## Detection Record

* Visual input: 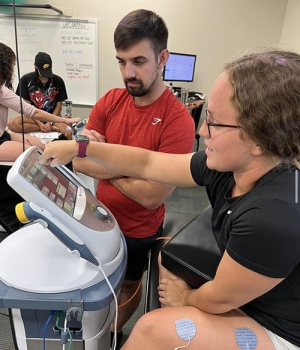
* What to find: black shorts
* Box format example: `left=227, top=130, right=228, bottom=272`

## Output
left=0, top=131, right=11, bottom=145
left=124, top=223, right=163, bottom=281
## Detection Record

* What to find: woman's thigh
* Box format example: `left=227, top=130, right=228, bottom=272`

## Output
left=10, top=133, right=44, bottom=148
left=0, top=137, right=44, bottom=161
left=124, top=307, right=275, bottom=350
left=0, top=140, right=29, bottom=161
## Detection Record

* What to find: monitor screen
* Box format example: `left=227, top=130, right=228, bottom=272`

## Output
left=19, top=149, right=77, bottom=217
left=163, top=52, right=197, bottom=82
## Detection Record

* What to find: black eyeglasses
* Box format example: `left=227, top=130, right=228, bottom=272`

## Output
left=205, top=108, right=240, bottom=137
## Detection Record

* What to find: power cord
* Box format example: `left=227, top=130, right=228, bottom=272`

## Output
left=55, top=311, right=73, bottom=350
left=118, top=271, right=144, bottom=308
left=63, top=315, right=73, bottom=350
left=87, top=262, right=119, bottom=350
left=41, top=260, right=120, bottom=350
left=42, top=310, right=57, bottom=350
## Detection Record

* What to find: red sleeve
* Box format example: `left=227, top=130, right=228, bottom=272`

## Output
left=86, top=90, right=116, bottom=135
left=159, top=107, right=195, bottom=154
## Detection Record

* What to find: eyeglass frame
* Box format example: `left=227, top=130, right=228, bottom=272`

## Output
left=205, top=108, right=241, bottom=137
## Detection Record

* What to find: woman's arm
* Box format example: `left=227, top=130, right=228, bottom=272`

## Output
left=159, top=252, right=284, bottom=313
left=1, top=86, right=80, bottom=126
left=32, top=108, right=79, bottom=125
left=40, top=138, right=197, bottom=187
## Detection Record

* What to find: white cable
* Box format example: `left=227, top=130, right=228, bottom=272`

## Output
left=174, top=339, right=191, bottom=350
left=59, top=262, right=119, bottom=349
left=63, top=316, right=68, bottom=350
left=87, top=263, right=119, bottom=350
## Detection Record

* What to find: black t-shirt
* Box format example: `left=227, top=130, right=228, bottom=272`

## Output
left=191, top=151, right=300, bottom=347
left=16, top=72, right=68, bottom=114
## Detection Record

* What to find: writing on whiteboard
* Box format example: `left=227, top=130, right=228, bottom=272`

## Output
left=65, top=62, right=93, bottom=80
left=0, top=18, right=98, bottom=105
left=62, top=22, right=86, bottom=29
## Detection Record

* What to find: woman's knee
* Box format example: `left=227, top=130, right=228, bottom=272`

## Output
left=7, top=118, right=19, bottom=131
left=132, top=309, right=162, bottom=336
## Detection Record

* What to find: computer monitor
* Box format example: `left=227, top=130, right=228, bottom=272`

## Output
left=162, top=52, right=197, bottom=83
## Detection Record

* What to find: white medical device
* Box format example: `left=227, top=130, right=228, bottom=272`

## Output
left=0, top=146, right=127, bottom=349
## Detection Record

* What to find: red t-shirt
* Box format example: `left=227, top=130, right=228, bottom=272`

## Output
left=87, top=88, right=195, bottom=238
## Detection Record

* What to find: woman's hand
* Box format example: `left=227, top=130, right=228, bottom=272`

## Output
left=158, top=278, right=191, bottom=307
left=39, top=123, right=49, bottom=132
left=39, top=140, right=77, bottom=167
left=35, top=120, right=51, bottom=133
left=43, top=122, right=52, bottom=132
left=64, top=117, right=81, bottom=125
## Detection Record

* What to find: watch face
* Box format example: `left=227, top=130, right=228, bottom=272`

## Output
left=76, top=135, right=89, bottom=142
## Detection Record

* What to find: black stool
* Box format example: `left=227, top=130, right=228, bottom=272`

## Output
left=145, top=212, right=197, bottom=313
left=144, top=206, right=221, bottom=312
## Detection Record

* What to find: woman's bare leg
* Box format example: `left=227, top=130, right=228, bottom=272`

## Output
left=10, top=133, right=45, bottom=148
left=7, top=116, right=40, bottom=133
left=121, top=307, right=275, bottom=350
left=0, top=135, right=44, bottom=162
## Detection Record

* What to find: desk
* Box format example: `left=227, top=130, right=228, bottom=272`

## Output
left=186, top=99, right=205, bottom=129
left=29, top=131, right=62, bottom=144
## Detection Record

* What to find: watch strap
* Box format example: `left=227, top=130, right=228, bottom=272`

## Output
left=77, top=141, right=88, bottom=158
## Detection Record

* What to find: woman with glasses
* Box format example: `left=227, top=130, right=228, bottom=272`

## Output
left=40, top=49, right=300, bottom=350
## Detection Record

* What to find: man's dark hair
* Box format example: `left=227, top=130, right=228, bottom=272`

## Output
left=114, top=9, right=168, bottom=56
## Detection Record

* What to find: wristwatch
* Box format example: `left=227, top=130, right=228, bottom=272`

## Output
left=75, top=134, right=90, bottom=158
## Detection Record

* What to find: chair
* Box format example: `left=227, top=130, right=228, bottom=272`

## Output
left=190, top=102, right=204, bottom=151
left=161, top=206, right=220, bottom=288
left=145, top=212, right=197, bottom=312
left=145, top=206, right=221, bottom=312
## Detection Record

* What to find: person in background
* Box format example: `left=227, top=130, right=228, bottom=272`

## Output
left=7, top=52, right=73, bottom=140
left=0, top=42, right=80, bottom=162
left=40, top=49, right=300, bottom=350
left=71, top=9, right=195, bottom=347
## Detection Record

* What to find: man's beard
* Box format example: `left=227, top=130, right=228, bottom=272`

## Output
left=124, top=74, right=159, bottom=97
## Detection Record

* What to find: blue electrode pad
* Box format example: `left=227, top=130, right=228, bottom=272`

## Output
left=175, top=318, right=197, bottom=341
left=235, top=328, right=258, bottom=350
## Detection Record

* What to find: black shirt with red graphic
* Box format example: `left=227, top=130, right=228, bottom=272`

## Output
left=16, top=71, right=67, bottom=113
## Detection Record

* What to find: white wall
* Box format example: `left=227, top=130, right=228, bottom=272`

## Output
left=6, top=0, right=289, bottom=120
left=280, top=0, right=300, bottom=50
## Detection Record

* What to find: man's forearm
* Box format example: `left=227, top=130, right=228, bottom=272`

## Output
left=110, top=177, right=175, bottom=209
left=73, top=157, right=123, bottom=180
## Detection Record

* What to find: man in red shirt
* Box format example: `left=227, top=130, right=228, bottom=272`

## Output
left=72, top=9, right=195, bottom=346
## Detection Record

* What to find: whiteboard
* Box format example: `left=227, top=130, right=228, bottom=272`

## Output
left=0, top=17, right=98, bottom=106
